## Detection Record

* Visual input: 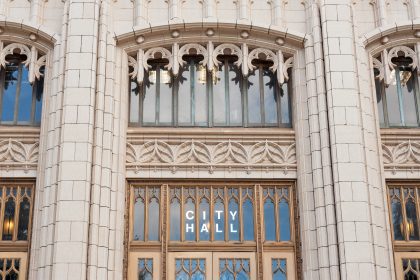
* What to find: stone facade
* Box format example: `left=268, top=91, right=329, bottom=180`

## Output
left=0, top=0, right=419, bottom=279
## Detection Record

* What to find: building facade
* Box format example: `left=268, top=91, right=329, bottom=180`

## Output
left=0, top=0, right=420, bottom=279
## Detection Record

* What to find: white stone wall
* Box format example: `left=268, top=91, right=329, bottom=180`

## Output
left=0, top=0, right=418, bottom=279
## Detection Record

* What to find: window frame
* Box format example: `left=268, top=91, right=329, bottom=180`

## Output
left=375, top=59, right=420, bottom=128
left=128, top=55, right=293, bottom=128
left=0, top=252, right=27, bottom=280
left=0, top=55, right=44, bottom=126
left=127, top=180, right=300, bottom=280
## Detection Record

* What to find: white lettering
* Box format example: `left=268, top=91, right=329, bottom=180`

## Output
left=201, top=223, right=209, bottom=233
left=215, top=210, right=223, bottom=220
left=229, top=211, right=237, bottom=220
left=202, top=211, right=206, bottom=220
left=186, top=210, right=194, bottom=220
left=186, top=223, right=194, bottom=233
left=216, top=223, right=223, bottom=233
left=230, top=223, right=237, bottom=233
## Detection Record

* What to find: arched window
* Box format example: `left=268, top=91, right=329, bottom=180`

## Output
left=0, top=53, right=44, bottom=126
left=129, top=46, right=292, bottom=128
left=374, top=46, right=420, bottom=127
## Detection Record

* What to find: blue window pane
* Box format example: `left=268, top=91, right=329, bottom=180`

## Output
left=247, top=69, right=261, bottom=124
left=193, top=64, right=208, bottom=125
left=133, top=196, right=145, bottom=241
left=138, top=259, right=153, bottom=280
left=242, top=198, right=254, bottom=241
left=279, top=198, right=291, bottom=241
left=199, top=198, right=210, bottom=241
left=272, top=259, right=287, bottom=280
left=228, top=64, right=242, bottom=125
left=404, top=189, right=419, bottom=240
left=390, top=188, right=404, bottom=240
left=17, top=67, right=32, bottom=123
left=34, top=76, right=43, bottom=124
left=213, top=64, right=227, bottom=125
left=178, top=64, right=192, bottom=124
left=159, top=67, right=172, bottom=124
left=148, top=196, right=160, bottom=241
left=214, top=199, right=225, bottom=241
left=143, top=69, right=157, bottom=124
left=280, top=82, right=290, bottom=125
left=185, top=197, right=196, bottom=241
left=170, top=199, right=181, bottom=241
left=263, top=69, right=278, bottom=124
left=228, top=198, right=239, bottom=241
left=264, top=198, right=276, bottom=241
left=1, top=63, right=19, bottom=122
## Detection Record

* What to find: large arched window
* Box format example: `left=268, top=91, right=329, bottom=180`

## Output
left=129, top=45, right=292, bottom=128
left=0, top=52, right=44, bottom=126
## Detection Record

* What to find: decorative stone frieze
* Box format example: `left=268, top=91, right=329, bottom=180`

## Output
left=126, top=130, right=296, bottom=176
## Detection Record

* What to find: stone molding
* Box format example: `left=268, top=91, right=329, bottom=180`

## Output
left=381, top=129, right=420, bottom=174
left=126, top=129, right=296, bottom=175
left=0, top=128, right=40, bottom=173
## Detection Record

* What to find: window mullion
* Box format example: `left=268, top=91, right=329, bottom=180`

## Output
left=381, top=82, right=390, bottom=127
left=395, top=69, right=406, bottom=126
left=208, top=68, right=213, bottom=127
left=155, top=67, right=160, bottom=125
left=181, top=187, right=185, bottom=242
left=139, top=82, right=144, bottom=126
left=191, top=62, right=195, bottom=126
left=30, top=82, right=37, bottom=125
left=259, top=66, right=265, bottom=125
left=277, top=82, right=282, bottom=127
left=0, top=70, right=5, bottom=123
left=145, top=186, right=149, bottom=241
left=13, top=186, right=21, bottom=241
left=0, top=186, right=5, bottom=240
left=401, top=187, right=410, bottom=241
left=224, top=61, right=230, bottom=126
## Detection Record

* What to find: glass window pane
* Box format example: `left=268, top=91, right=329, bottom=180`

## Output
left=199, top=198, right=210, bottom=241
left=34, top=76, right=43, bottom=124
left=133, top=193, right=145, bottom=241
left=375, top=79, right=385, bottom=126
left=264, top=197, right=276, bottom=241
left=178, top=64, right=192, bottom=124
left=194, top=64, right=208, bottom=125
left=170, top=198, right=181, bottom=241
left=280, top=82, right=291, bottom=125
left=130, top=80, right=140, bottom=123
left=17, top=66, right=32, bottom=123
left=138, top=259, right=153, bottom=280
left=279, top=198, right=291, bottom=241
left=142, top=70, right=157, bottom=124
left=263, top=69, right=278, bottom=124
left=242, top=196, right=254, bottom=241
left=228, top=64, right=242, bottom=125
left=404, top=189, right=419, bottom=240
left=390, top=188, right=404, bottom=240
left=247, top=69, right=261, bottom=124
left=2, top=197, right=15, bottom=241
left=159, top=68, right=172, bottom=124
left=184, top=195, right=196, bottom=241
left=401, top=70, right=418, bottom=126
left=272, top=259, right=287, bottom=280
left=1, top=63, right=19, bottom=122
left=386, top=70, right=402, bottom=125
left=17, top=197, right=30, bottom=240
left=213, top=64, right=227, bottom=125
left=148, top=194, right=160, bottom=241
left=219, top=259, right=250, bottom=280
left=214, top=197, right=225, bottom=241
left=228, top=197, right=239, bottom=241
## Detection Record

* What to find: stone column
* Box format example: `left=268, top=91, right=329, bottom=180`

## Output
left=51, top=0, right=100, bottom=279
left=319, top=1, right=394, bottom=279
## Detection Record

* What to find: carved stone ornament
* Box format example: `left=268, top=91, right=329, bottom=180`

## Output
left=387, top=45, right=418, bottom=71
left=128, top=42, right=294, bottom=85
left=0, top=138, right=39, bottom=172
left=372, top=57, right=385, bottom=81
left=0, top=41, right=46, bottom=84
left=126, top=139, right=296, bottom=174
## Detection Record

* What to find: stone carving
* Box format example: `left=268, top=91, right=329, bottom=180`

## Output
left=372, top=57, right=384, bottom=81
left=128, top=42, right=294, bottom=86
left=387, top=45, right=418, bottom=71
left=0, top=139, right=39, bottom=171
left=126, top=139, right=296, bottom=173
left=0, top=41, right=46, bottom=84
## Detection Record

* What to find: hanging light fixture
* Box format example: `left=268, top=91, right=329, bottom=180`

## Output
left=160, top=70, right=171, bottom=84
left=198, top=65, right=207, bottom=85
left=3, top=215, right=14, bottom=238
left=148, top=70, right=157, bottom=84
